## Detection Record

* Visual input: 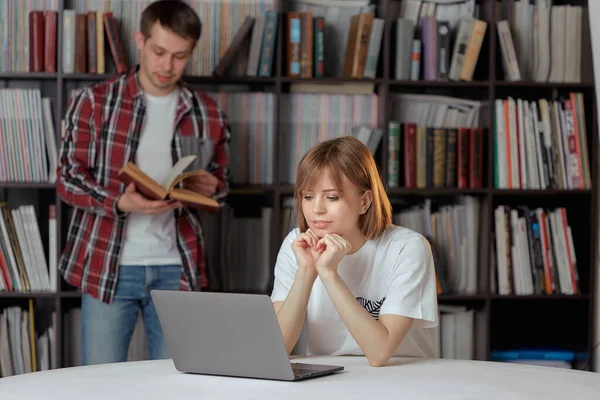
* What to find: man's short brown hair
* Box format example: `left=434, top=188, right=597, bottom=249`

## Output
left=294, top=136, right=392, bottom=240
left=140, top=0, right=202, bottom=42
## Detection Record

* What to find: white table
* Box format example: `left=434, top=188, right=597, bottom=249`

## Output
left=1, top=356, right=600, bottom=399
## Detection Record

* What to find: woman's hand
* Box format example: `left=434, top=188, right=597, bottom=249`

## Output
left=314, top=234, right=352, bottom=276
left=291, top=229, right=322, bottom=278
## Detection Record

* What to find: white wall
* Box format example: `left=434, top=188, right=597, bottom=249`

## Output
left=589, top=2, right=600, bottom=373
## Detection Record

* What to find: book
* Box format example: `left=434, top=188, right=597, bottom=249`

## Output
left=117, top=155, right=220, bottom=212
left=213, top=16, right=254, bottom=77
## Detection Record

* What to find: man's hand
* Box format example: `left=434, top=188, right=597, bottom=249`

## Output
left=117, top=183, right=182, bottom=214
left=184, top=172, right=219, bottom=197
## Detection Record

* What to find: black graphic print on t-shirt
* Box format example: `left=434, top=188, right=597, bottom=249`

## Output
left=356, top=297, right=386, bottom=320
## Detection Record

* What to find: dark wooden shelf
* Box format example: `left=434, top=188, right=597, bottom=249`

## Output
left=230, top=184, right=276, bottom=194
left=492, top=189, right=593, bottom=196
left=59, top=291, right=82, bottom=298
left=0, top=182, right=280, bottom=194
left=438, top=294, right=487, bottom=301
left=279, top=185, right=295, bottom=196
left=494, top=81, right=595, bottom=89
left=0, top=291, right=84, bottom=299
left=389, top=80, right=489, bottom=87
left=0, top=291, right=57, bottom=299
left=490, top=294, right=591, bottom=300
left=62, top=73, right=277, bottom=85
left=387, top=187, right=488, bottom=196
left=281, top=77, right=383, bottom=84
left=0, top=182, right=55, bottom=189
left=263, top=187, right=592, bottom=198
left=279, top=184, right=489, bottom=196
left=62, top=73, right=113, bottom=80
left=184, top=75, right=277, bottom=84
left=0, top=72, right=58, bottom=79
left=279, top=186, right=490, bottom=197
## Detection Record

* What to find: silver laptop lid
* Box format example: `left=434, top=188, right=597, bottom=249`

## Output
left=151, top=290, right=295, bottom=381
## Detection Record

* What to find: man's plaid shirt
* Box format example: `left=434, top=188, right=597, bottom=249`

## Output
left=56, top=67, right=231, bottom=304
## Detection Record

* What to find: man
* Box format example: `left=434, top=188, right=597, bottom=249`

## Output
left=56, top=0, right=231, bottom=365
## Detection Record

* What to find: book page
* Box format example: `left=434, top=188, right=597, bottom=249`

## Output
left=161, top=155, right=198, bottom=190
left=167, top=170, right=208, bottom=193
left=169, top=188, right=220, bottom=211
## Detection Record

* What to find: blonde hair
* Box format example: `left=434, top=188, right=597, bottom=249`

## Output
left=293, top=136, right=392, bottom=240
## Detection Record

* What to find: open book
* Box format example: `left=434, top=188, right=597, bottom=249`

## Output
left=117, top=155, right=220, bottom=212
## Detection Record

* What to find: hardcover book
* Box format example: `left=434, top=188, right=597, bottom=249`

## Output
left=117, top=155, right=220, bottom=212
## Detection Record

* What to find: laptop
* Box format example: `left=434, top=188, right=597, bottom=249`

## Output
left=150, top=290, right=344, bottom=381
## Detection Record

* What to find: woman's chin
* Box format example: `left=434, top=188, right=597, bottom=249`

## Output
left=309, top=226, right=344, bottom=237
left=309, top=226, right=329, bottom=236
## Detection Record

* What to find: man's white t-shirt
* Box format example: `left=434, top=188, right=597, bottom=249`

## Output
left=270, top=225, right=439, bottom=358
left=119, top=89, right=182, bottom=266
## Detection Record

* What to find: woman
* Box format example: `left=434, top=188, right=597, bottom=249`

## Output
left=271, top=136, right=439, bottom=367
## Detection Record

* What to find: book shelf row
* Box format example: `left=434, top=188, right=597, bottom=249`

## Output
left=0, top=193, right=595, bottom=297
left=1, top=0, right=593, bottom=86
left=0, top=290, right=593, bottom=378
left=0, top=183, right=596, bottom=196
left=1, top=73, right=597, bottom=88
left=0, top=86, right=594, bottom=190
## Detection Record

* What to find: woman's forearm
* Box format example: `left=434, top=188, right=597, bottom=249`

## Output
left=319, top=270, right=413, bottom=366
left=275, top=269, right=316, bottom=354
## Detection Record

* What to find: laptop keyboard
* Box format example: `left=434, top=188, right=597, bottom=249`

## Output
left=293, top=367, right=317, bottom=375
left=292, top=363, right=322, bottom=376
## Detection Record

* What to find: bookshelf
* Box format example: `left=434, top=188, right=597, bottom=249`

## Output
left=0, top=0, right=597, bottom=374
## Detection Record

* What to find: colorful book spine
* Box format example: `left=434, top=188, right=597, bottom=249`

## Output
left=258, top=10, right=278, bottom=78
left=410, top=39, right=421, bottom=80
left=387, top=121, right=400, bottom=188
left=313, top=17, right=324, bottom=77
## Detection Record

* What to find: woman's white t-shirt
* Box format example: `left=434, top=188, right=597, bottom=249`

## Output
left=270, top=225, right=439, bottom=358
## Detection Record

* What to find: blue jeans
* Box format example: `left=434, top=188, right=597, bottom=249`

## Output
left=81, top=264, right=181, bottom=365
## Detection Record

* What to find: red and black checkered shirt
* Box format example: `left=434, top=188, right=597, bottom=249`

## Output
left=56, top=67, right=231, bottom=304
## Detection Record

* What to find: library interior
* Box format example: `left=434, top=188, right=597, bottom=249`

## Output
left=1, top=0, right=600, bottom=394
